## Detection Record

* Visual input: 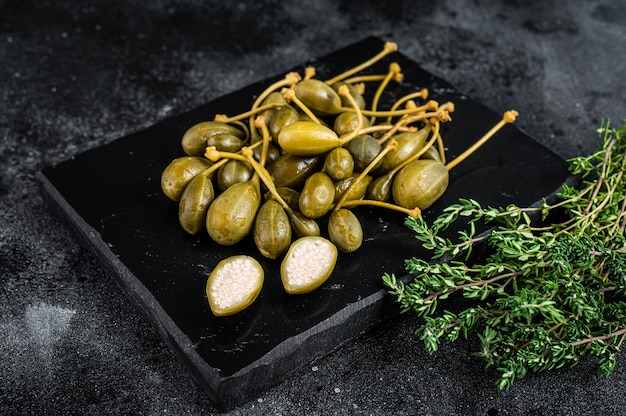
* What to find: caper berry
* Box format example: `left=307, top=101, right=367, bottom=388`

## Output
left=281, top=236, right=338, bottom=294
left=161, top=156, right=213, bottom=202
left=206, top=255, right=264, bottom=316
left=267, top=153, right=323, bottom=189
left=178, top=172, right=215, bottom=235
left=328, top=208, right=363, bottom=253
left=270, top=104, right=300, bottom=139
left=299, top=172, right=335, bottom=219
left=392, top=159, right=449, bottom=210
left=217, top=159, right=253, bottom=191
left=334, top=173, right=372, bottom=203
left=333, top=111, right=370, bottom=136
left=294, top=79, right=342, bottom=116
left=324, top=147, right=354, bottom=181
left=181, top=121, right=245, bottom=156
left=378, top=128, right=429, bottom=174
left=344, top=135, right=382, bottom=172
left=206, top=180, right=261, bottom=246
left=205, top=133, right=245, bottom=153
left=254, top=199, right=292, bottom=259
left=278, top=121, right=340, bottom=156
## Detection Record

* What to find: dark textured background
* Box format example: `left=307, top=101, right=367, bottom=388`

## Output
left=1, top=1, right=625, bottom=415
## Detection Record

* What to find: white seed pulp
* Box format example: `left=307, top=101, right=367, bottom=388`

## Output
left=207, top=255, right=264, bottom=316
left=281, top=236, right=338, bottom=294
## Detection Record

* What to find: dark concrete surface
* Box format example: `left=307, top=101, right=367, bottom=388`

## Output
left=1, top=1, right=625, bottom=415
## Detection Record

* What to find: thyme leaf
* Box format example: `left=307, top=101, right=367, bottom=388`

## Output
left=382, top=119, right=626, bottom=390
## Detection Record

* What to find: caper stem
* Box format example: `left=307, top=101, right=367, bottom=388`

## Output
left=338, top=199, right=421, bottom=218
left=433, top=102, right=455, bottom=163
left=434, top=123, right=446, bottom=164
left=247, top=72, right=302, bottom=141
left=324, top=41, right=398, bottom=85
left=334, top=139, right=398, bottom=211
left=357, top=124, right=417, bottom=136
left=336, top=84, right=364, bottom=145
left=252, top=115, right=272, bottom=167
left=199, top=139, right=263, bottom=179
left=445, top=110, right=519, bottom=171
left=370, top=62, right=402, bottom=125
left=304, top=66, right=316, bottom=80
left=341, top=100, right=439, bottom=119
left=229, top=120, right=251, bottom=143
left=215, top=102, right=286, bottom=124
left=207, top=147, right=292, bottom=214
left=342, top=73, right=403, bottom=85
left=281, top=87, right=322, bottom=124
left=353, top=82, right=365, bottom=95
left=377, top=109, right=446, bottom=145
left=386, top=123, right=438, bottom=177
left=386, top=89, right=429, bottom=124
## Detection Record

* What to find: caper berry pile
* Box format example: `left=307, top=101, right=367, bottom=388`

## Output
left=160, top=41, right=518, bottom=316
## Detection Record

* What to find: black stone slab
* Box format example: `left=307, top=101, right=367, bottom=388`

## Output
left=37, top=36, right=572, bottom=411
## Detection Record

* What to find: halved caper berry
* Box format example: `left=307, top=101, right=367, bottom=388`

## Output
left=206, top=255, right=264, bottom=317
left=281, top=236, right=338, bottom=294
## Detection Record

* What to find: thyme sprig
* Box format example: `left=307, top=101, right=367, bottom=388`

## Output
left=383, top=120, right=626, bottom=390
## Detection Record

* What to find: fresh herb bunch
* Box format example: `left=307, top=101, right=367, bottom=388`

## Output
left=383, top=120, right=626, bottom=390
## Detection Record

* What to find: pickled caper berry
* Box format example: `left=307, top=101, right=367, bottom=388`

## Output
left=161, top=156, right=212, bottom=202
left=294, top=79, right=342, bottom=116
left=254, top=199, right=292, bottom=259
left=323, top=147, right=354, bottom=181
left=281, top=236, right=338, bottom=294
left=392, top=159, right=449, bottom=210
left=182, top=121, right=245, bottom=156
left=328, top=209, right=363, bottom=253
left=206, top=255, right=264, bottom=316
left=206, top=180, right=261, bottom=246
left=178, top=172, right=215, bottom=235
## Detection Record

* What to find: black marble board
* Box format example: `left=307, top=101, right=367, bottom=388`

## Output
left=37, top=36, right=573, bottom=411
